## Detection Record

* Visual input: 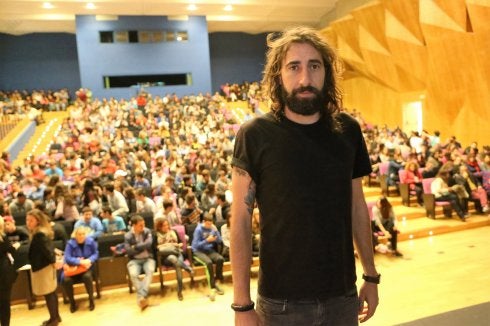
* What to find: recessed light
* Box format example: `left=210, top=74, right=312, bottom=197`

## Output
left=42, top=2, right=54, bottom=9
left=224, top=4, right=233, bottom=11
left=187, top=4, right=197, bottom=11
left=86, top=2, right=96, bottom=10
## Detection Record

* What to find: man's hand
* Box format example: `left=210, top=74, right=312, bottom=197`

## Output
left=235, top=310, right=262, bottom=326
left=358, top=282, right=379, bottom=323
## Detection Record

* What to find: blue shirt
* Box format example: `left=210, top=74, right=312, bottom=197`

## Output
left=102, top=215, right=126, bottom=233
left=74, top=217, right=104, bottom=239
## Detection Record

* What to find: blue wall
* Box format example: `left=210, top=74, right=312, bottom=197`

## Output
left=0, top=33, right=81, bottom=96
left=76, top=15, right=211, bottom=99
left=209, top=32, right=267, bottom=93
left=0, top=29, right=269, bottom=97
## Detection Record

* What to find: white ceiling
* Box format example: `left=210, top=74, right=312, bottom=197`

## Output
left=0, top=0, right=339, bottom=35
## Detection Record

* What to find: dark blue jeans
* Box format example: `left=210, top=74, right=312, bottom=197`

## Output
left=257, top=288, right=359, bottom=326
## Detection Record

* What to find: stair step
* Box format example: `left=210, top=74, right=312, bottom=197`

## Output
left=397, top=214, right=490, bottom=242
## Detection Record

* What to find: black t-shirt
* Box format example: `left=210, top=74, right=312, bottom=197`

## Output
left=6, top=226, right=29, bottom=245
left=232, top=112, right=371, bottom=300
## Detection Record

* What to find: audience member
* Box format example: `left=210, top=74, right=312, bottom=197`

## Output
left=8, top=192, right=34, bottom=218
left=104, top=183, right=129, bottom=219
left=26, top=209, right=61, bottom=326
left=191, top=214, right=224, bottom=301
left=124, top=215, right=155, bottom=310
left=62, top=226, right=99, bottom=313
left=214, top=192, right=230, bottom=223
left=135, top=188, right=157, bottom=215
left=100, top=206, right=126, bottom=234
left=180, top=194, right=201, bottom=225
left=74, top=207, right=104, bottom=239
left=0, top=216, right=17, bottom=326
left=3, top=215, right=29, bottom=248
left=154, top=218, right=193, bottom=301
left=372, top=197, right=402, bottom=257
left=454, top=165, right=489, bottom=214
left=431, top=168, right=467, bottom=221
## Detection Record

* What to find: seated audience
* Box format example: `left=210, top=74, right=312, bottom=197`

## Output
left=135, top=188, right=156, bottom=215
left=155, top=199, right=180, bottom=226
left=9, top=192, right=34, bottom=218
left=154, top=218, right=193, bottom=301
left=3, top=215, right=29, bottom=249
left=214, top=192, right=230, bottom=223
left=181, top=194, right=201, bottom=225
left=54, top=193, right=79, bottom=222
left=104, top=183, right=129, bottom=219
left=100, top=206, right=126, bottom=234
left=402, top=161, right=424, bottom=206
left=62, top=226, right=99, bottom=313
left=454, top=165, right=489, bottom=214
left=74, top=207, right=104, bottom=239
left=431, top=168, right=467, bottom=221
left=191, top=214, right=224, bottom=301
left=124, top=215, right=155, bottom=310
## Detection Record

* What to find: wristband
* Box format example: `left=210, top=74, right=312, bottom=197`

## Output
left=362, top=273, right=381, bottom=284
left=231, top=301, right=255, bottom=312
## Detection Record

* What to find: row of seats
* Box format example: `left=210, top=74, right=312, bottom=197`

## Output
left=368, top=164, right=490, bottom=219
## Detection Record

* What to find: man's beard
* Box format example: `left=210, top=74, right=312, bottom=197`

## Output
left=281, top=85, right=325, bottom=116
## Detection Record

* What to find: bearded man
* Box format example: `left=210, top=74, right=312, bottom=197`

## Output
left=230, top=26, right=380, bottom=326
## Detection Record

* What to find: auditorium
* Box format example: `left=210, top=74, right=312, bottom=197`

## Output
left=0, top=0, right=489, bottom=325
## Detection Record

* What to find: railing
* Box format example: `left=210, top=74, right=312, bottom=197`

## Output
left=0, top=114, right=23, bottom=140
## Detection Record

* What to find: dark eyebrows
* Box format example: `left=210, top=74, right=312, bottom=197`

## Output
left=285, top=59, right=323, bottom=67
left=309, top=59, right=323, bottom=66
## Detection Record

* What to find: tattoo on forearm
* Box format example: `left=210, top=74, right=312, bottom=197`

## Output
left=245, top=182, right=256, bottom=216
left=234, top=167, right=248, bottom=177
left=233, top=167, right=256, bottom=215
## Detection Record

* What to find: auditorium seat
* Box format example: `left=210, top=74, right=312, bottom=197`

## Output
left=422, top=178, right=452, bottom=219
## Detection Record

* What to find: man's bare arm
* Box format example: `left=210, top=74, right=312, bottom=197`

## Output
left=230, top=167, right=262, bottom=325
left=231, top=166, right=256, bottom=305
left=351, top=177, right=379, bottom=323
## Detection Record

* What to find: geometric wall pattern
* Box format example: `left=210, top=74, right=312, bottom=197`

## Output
left=322, top=0, right=490, bottom=145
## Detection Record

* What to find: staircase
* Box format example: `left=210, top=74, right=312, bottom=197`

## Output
left=12, top=111, right=69, bottom=168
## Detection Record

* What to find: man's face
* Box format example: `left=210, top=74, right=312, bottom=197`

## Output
left=5, top=221, right=15, bottom=233
left=83, top=211, right=92, bottom=223
left=204, top=220, right=213, bottom=229
left=133, top=220, right=145, bottom=234
left=280, top=42, right=326, bottom=116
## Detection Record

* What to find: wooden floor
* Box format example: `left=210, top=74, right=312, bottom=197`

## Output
left=11, top=184, right=490, bottom=325
left=10, top=226, right=490, bottom=326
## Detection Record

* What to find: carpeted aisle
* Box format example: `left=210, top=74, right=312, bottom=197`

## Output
left=397, top=302, right=490, bottom=326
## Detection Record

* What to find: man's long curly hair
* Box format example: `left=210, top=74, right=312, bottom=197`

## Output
left=262, top=26, right=343, bottom=132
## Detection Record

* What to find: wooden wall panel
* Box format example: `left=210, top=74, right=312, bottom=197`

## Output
left=382, top=0, right=425, bottom=44
left=325, top=0, right=490, bottom=146
left=351, top=2, right=390, bottom=50
left=466, top=0, right=490, bottom=33
left=341, top=77, right=402, bottom=128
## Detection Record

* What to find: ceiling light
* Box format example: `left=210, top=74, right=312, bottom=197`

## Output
left=42, top=2, right=54, bottom=9
left=224, top=4, right=233, bottom=11
left=86, top=2, right=96, bottom=10
left=187, top=4, right=197, bottom=11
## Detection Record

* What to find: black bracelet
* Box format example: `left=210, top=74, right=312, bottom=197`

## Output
left=362, top=273, right=381, bottom=284
left=231, top=301, right=255, bottom=312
